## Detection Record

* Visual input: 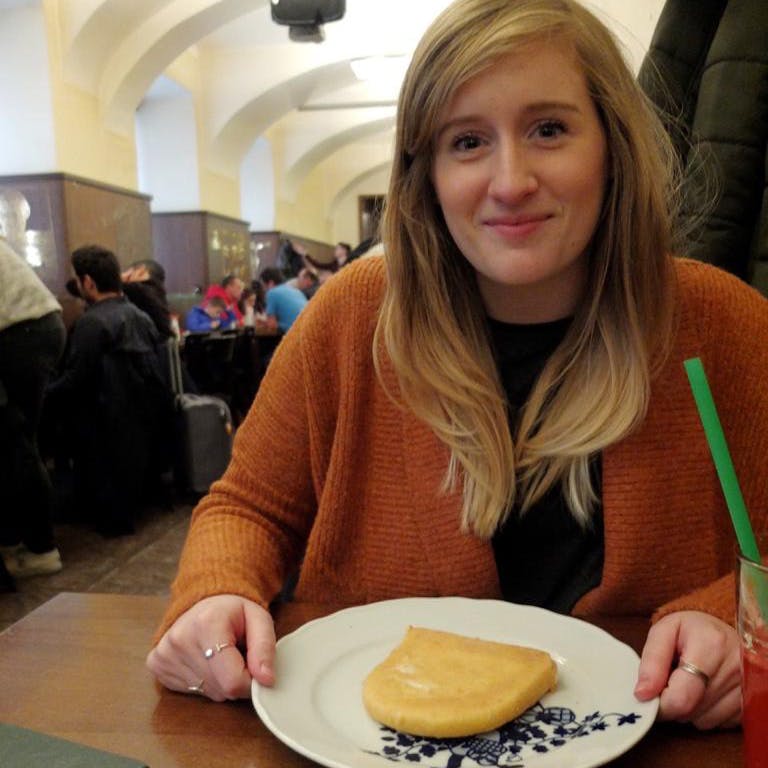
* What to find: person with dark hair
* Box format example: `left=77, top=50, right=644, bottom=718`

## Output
left=275, top=238, right=307, bottom=277
left=0, top=236, right=66, bottom=579
left=148, top=0, right=765, bottom=732
left=258, top=267, right=308, bottom=333
left=204, top=275, right=244, bottom=326
left=121, top=259, right=172, bottom=339
left=334, top=241, right=352, bottom=268
left=346, top=236, right=376, bottom=264
left=47, top=245, right=170, bottom=536
left=286, top=266, right=320, bottom=299
left=185, top=296, right=237, bottom=333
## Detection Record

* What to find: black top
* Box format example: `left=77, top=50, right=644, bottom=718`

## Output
left=487, top=316, right=604, bottom=614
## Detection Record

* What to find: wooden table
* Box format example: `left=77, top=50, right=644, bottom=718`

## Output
left=0, top=593, right=743, bottom=768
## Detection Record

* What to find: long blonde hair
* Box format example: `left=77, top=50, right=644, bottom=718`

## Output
left=374, top=0, right=680, bottom=538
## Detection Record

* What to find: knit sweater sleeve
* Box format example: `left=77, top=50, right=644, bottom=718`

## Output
left=651, top=261, right=768, bottom=625
left=155, top=305, right=323, bottom=640
left=153, top=259, right=385, bottom=641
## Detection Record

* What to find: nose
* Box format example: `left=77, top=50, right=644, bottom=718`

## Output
left=488, top=140, right=538, bottom=203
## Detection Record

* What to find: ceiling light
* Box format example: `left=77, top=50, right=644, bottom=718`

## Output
left=350, top=55, right=408, bottom=83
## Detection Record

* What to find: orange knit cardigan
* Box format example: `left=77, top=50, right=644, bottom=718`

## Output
left=155, top=256, right=768, bottom=640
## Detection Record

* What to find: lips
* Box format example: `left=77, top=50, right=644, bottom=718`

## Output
left=483, top=213, right=550, bottom=239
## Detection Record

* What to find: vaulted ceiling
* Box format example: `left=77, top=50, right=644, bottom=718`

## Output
left=3, top=0, right=666, bottom=240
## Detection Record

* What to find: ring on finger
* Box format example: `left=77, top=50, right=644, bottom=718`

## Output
left=203, top=641, right=232, bottom=660
left=187, top=678, right=205, bottom=694
left=677, top=659, right=710, bottom=687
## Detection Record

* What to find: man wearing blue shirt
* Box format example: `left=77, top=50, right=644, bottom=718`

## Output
left=259, top=267, right=308, bottom=333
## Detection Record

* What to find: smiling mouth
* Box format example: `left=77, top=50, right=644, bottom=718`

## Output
left=484, top=215, right=550, bottom=238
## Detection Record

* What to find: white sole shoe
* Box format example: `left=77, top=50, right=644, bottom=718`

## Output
left=6, top=547, right=63, bottom=578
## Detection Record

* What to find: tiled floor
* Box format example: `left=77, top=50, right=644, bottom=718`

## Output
left=0, top=500, right=193, bottom=632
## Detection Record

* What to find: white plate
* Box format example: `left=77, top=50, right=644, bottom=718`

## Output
left=252, top=597, right=658, bottom=768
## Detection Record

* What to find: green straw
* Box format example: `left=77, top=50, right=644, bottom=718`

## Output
left=683, top=357, right=762, bottom=563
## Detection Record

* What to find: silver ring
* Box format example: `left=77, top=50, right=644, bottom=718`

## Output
left=187, top=679, right=205, bottom=694
left=677, top=660, right=710, bottom=686
left=203, top=641, right=232, bottom=660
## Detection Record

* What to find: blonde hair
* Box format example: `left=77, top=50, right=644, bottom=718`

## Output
left=374, top=0, right=679, bottom=538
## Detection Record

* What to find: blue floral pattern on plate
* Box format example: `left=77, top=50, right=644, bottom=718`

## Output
left=366, top=703, right=643, bottom=767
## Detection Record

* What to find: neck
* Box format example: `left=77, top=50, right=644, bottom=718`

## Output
left=91, top=290, right=121, bottom=304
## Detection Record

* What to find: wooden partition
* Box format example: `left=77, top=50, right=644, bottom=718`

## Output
left=0, top=173, right=152, bottom=298
left=152, top=211, right=251, bottom=294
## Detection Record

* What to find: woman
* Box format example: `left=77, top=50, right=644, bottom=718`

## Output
left=148, top=0, right=768, bottom=729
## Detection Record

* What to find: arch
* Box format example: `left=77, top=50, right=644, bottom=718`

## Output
left=208, top=58, right=360, bottom=175
left=328, top=161, right=391, bottom=221
left=282, top=115, right=395, bottom=202
left=62, top=0, right=169, bottom=91
left=98, top=0, right=269, bottom=133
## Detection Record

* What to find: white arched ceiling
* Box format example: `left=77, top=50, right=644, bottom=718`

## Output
left=62, top=0, right=173, bottom=91
left=281, top=112, right=395, bottom=202
left=294, top=135, right=393, bottom=218
left=329, top=162, right=391, bottom=222
left=54, top=0, right=667, bottom=228
left=98, top=0, right=268, bottom=132
left=207, top=58, right=357, bottom=175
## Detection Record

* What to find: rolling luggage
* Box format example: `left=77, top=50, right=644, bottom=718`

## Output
left=168, top=338, right=233, bottom=494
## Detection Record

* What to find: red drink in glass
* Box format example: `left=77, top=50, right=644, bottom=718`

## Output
left=739, top=551, right=768, bottom=768
left=742, top=641, right=768, bottom=768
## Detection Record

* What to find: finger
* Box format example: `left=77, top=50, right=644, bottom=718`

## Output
left=150, top=626, right=226, bottom=701
left=243, top=603, right=276, bottom=686
left=635, top=616, right=680, bottom=699
left=149, top=648, right=216, bottom=700
left=690, top=684, right=742, bottom=730
left=202, top=641, right=252, bottom=700
left=657, top=664, right=708, bottom=721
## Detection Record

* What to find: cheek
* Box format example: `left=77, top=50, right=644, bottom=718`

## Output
left=433, top=167, right=474, bottom=224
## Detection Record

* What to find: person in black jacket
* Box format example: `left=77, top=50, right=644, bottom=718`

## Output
left=47, top=245, right=171, bottom=536
left=121, top=259, right=173, bottom=338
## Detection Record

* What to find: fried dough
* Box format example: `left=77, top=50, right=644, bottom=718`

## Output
left=362, top=626, right=557, bottom=738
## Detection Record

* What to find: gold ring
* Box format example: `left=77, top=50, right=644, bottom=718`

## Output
left=677, top=660, right=710, bottom=686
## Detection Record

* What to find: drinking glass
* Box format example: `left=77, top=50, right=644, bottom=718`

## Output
left=738, top=553, right=768, bottom=768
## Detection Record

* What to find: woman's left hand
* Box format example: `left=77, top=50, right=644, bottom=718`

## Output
left=634, top=610, right=741, bottom=729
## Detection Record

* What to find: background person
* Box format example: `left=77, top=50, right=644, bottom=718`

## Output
left=47, top=245, right=170, bottom=536
left=204, top=275, right=244, bottom=326
left=286, top=266, right=319, bottom=299
left=258, top=266, right=308, bottom=333
left=121, top=259, right=173, bottom=339
left=0, top=236, right=66, bottom=579
left=334, top=241, right=351, bottom=268
left=185, top=296, right=237, bottom=333
left=147, top=0, right=765, bottom=730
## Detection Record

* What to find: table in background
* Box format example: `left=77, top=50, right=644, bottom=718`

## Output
left=181, top=327, right=282, bottom=422
left=0, top=593, right=743, bottom=768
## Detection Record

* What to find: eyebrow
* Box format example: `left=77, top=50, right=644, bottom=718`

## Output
left=436, top=101, right=583, bottom=140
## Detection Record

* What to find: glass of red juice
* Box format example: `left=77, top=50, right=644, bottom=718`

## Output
left=738, top=553, right=768, bottom=768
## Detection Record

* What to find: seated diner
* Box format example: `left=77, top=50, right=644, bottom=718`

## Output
left=147, top=0, right=767, bottom=738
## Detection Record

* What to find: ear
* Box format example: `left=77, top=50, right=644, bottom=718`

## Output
left=80, top=274, right=97, bottom=298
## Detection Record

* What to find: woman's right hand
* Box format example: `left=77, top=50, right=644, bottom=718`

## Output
left=146, top=594, right=276, bottom=701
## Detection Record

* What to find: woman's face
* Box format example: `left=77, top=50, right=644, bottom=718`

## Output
left=431, top=42, right=608, bottom=323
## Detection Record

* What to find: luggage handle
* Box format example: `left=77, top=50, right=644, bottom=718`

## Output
left=167, top=337, right=184, bottom=396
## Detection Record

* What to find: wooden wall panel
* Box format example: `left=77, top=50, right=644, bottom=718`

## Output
left=63, top=178, right=152, bottom=269
left=0, top=173, right=151, bottom=298
left=152, top=211, right=251, bottom=294
left=152, top=212, right=207, bottom=294
left=205, top=214, right=250, bottom=286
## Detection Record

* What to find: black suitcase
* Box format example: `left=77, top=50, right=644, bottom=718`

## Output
left=168, top=338, right=233, bottom=494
